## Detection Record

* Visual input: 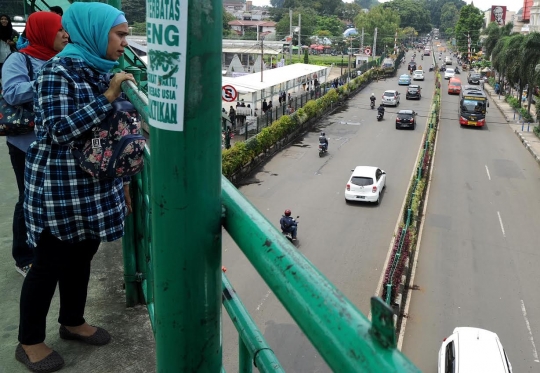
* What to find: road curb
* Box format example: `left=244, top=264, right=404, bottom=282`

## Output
left=514, top=129, right=540, bottom=165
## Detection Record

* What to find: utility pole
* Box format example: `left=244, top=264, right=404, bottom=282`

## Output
left=361, top=28, right=364, bottom=52
left=289, top=9, right=292, bottom=64
left=298, top=14, right=301, bottom=57
left=373, top=27, right=378, bottom=64
left=348, top=37, right=352, bottom=81
left=467, top=32, right=471, bottom=70
left=261, top=36, right=264, bottom=82
left=393, top=29, right=398, bottom=55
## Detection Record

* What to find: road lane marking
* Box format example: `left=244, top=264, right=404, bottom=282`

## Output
left=497, top=211, right=506, bottom=237
left=256, top=290, right=272, bottom=311
left=485, top=165, right=491, bottom=180
left=520, top=300, right=540, bottom=362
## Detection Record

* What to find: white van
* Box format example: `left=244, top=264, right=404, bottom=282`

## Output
left=438, top=327, right=513, bottom=373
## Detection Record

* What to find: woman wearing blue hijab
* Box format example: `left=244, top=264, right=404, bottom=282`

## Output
left=17, top=3, right=136, bottom=372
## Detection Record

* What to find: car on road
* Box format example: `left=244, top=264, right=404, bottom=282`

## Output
left=448, top=77, right=462, bottom=95
left=444, top=68, right=455, bottom=80
left=445, top=56, right=452, bottom=65
left=398, top=74, right=412, bottom=85
left=467, top=72, right=482, bottom=85
left=406, top=85, right=422, bottom=100
left=412, top=70, right=424, bottom=81
left=344, top=166, right=386, bottom=204
left=438, top=327, right=513, bottom=373
left=407, top=62, right=417, bottom=71
left=382, top=90, right=400, bottom=106
left=396, top=110, right=417, bottom=129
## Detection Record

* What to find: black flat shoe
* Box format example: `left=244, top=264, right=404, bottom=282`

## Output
left=15, top=343, right=64, bottom=373
left=59, top=325, right=111, bottom=346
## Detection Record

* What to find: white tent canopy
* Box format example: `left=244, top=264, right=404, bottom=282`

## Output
left=222, top=63, right=331, bottom=112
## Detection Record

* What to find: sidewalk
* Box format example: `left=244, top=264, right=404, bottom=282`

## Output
left=484, top=83, right=540, bottom=165
left=0, top=142, right=155, bottom=372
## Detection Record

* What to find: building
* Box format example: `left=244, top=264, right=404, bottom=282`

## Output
left=228, top=20, right=277, bottom=39
left=224, top=0, right=272, bottom=21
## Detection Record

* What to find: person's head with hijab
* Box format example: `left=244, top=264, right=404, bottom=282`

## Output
left=57, top=2, right=128, bottom=73
left=49, top=6, right=64, bottom=16
left=0, top=14, right=14, bottom=43
left=19, top=11, right=69, bottom=61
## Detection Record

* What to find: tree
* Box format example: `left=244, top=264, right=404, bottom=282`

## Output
left=275, top=7, right=318, bottom=46
left=270, top=0, right=286, bottom=8
left=316, top=15, right=344, bottom=37
left=521, top=33, right=540, bottom=113
left=482, top=21, right=513, bottom=57
left=337, top=2, right=363, bottom=23
left=439, top=3, right=459, bottom=39
left=123, top=0, right=147, bottom=24
left=354, top=5, right=400, bottom=56
left=382, top=0, right=432, bottom=34
left=282, top=0, right=342, bottom=16
left=223, top=9, right=237, bottom=38
left=424, top=0, right=466, bottom=28
left=454, top=4, right=484, bottom=58
left=304, top=49, right=309, bottom=63
left=354, top=0, right=380, bottom=10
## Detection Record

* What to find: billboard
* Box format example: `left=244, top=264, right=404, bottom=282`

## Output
left=491, top=5, right=507, bottom=26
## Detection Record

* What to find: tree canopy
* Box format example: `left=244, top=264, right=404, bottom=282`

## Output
left=454, top=4, right=484, bottom=56
left=439, top=3, right=459, bottom=37
left=381, top=0, right=431, bottom=34
left=424, top=0, right=466, bottom=28
left=354, top=5, right=400, bottom=56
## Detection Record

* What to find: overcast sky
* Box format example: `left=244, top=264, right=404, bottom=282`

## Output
left=249, top=0, right=522, bottom=12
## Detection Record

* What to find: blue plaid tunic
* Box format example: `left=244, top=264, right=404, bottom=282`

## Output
left=24, top=56, right=127, bottom=247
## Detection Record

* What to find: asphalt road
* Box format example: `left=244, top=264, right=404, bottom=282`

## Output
left=221, top=52, right=436, bottom=372
left=402, top=72, right=540, bottom=372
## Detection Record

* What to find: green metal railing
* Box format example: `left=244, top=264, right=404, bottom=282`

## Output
left=46, top=0, right=424, bottom=371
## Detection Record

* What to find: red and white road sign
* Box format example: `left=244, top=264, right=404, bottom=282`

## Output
left=222, top=85, right=238, bottom=102
left=364, top=48, right=371, bottom=56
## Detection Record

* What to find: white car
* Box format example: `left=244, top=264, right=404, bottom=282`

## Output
left=382, top=90, right=400, bottom=106
left=413, top=70, right=424, bottom=81
left=344, top=166, right=386, bottom=204
left=438, top=327, right=513, bottom=373
left=444, top=68, right=455, bottom=80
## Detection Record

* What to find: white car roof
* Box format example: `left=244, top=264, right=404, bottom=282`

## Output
left=351, top=166, right=378, bottom=177
left=384, top=90, right=398, bottom=93
left=452, top=327, right=508, bottom=373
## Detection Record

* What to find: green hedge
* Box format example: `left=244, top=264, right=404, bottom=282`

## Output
left=222, top=69, right=376, bottom=178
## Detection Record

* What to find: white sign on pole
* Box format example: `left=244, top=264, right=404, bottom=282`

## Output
left=364, top=48, right=371, bottom=56
left=146, top=0, right=188, bottom=131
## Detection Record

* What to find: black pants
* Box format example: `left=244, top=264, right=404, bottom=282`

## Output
left=18, top=229, right=100, bottom=345
left=7, top=142, right=34, bottom=268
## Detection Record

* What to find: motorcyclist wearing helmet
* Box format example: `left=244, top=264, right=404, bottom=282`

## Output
left=370, top=93, right=376, bottom=107
left=280, top=210, right=298, bottom=240
left=319, top=132, right=328, bottom=150
left=377, top=103, right=385, bottom=115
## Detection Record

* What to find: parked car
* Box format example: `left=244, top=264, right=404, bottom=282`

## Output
left=468, top=72, right=482, bottom=85
left=448, top=77, right=462, bottom=95
left=396, top=109, right=417, bottom=129
left=406, top=85, right=422, bottom=100
left=413, top=70, right=424, bottom=81
left=398, top=74, right=412, bottom=85
left=438, top=327, right=513, bottom=373
left=344, top=166, right=386, bottom=204
left=444, top=68, right=455, bottom=80
left=382, top=90, right=400, bottom=106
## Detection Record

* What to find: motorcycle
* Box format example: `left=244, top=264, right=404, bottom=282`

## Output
left=370, top=100, right=375, bottom=109
left=377, top=110, right=384, bottom=121
left=281, top=216, right=299, bottom=242
left=455, top=67, right=460, bottom=74
left=318, top=143, right=328, bottom=157
left=421, top=55, right=423, bottom=60
left=429, top=66, right=434, bottom=72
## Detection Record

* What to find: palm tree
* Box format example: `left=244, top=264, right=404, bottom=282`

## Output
left=502, top=34, right=526, bottom=105
left=482, top=21, right=513, bottom=57
left=521, top=32, right=540, bottom=114
left=491, top=36, right=508, bottom=90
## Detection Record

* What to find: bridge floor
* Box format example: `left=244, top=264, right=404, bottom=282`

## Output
left=0, top=141, right=155, bottom=372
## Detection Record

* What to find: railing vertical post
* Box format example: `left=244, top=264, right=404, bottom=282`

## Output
left=146, top=0, right=222, bottom=371
left=239, top=338, right=252, bottom=373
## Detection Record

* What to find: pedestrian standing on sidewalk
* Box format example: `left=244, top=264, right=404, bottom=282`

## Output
left=2, top=11, right=69, bottom=278
left=0, top=14, right=19, bottom=80
left=15, top=3, right=136, bottom=372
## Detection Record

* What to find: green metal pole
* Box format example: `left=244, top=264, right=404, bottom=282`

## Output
left=147, top=0, right=222, bottom=371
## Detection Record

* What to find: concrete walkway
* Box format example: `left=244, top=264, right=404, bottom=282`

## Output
left=0, top=143, right=155, bottom=372
left=484, top=83, right=540, bottom=165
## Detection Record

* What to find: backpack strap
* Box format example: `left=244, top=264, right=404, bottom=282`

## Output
left=4, top=52, right=34, bottom=79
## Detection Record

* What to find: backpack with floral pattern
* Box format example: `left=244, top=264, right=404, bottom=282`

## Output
left=71, top=99, right=146, bottom=179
